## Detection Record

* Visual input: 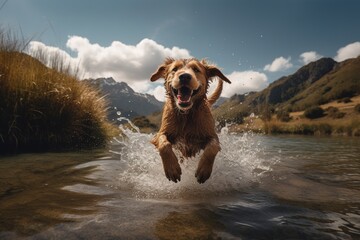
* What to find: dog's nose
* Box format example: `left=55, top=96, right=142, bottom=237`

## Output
left=179, top=73, right=192, bottom=85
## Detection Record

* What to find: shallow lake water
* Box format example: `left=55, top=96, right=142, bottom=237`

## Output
left=1, top=129, right=360, bottom=239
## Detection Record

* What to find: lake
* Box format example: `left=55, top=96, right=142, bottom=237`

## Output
left=1, top=129, right=360, bottom=240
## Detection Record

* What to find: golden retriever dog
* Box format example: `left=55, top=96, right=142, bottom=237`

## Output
left=150, top=58, right=231, bottom=183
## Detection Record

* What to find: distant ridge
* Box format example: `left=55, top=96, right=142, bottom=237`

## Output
left=213, top=57, right=360, bottom=121
left=83, top=77, right=163, bottom=121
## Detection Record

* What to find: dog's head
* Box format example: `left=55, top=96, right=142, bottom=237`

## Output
left=150, top=58, right=231, bottom=112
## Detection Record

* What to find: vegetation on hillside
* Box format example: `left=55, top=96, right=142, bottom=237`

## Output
left=213, top=57, right=360, bottom=121
left=0, top=29, right=114, bottom=153
left=303, top=106, right=325, bottom=119
left=208, top=56, right=360, bottom=136
left=240, top=96, right=360, bottom=136
left=284, top=58, right=360, bottom=111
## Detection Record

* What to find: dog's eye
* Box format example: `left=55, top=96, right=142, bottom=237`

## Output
left=193, top=67, right=200, bottom=73
left=172, top=67, right=178, bottom=72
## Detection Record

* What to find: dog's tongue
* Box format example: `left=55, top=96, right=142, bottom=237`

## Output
left=177, top=87, right=192, bottom=103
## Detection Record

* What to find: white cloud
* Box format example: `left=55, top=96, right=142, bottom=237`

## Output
left=148, top=85, right=166, bottom=102
left=299, top=51, right=323, bottom=65
left=27, top=41, right=81, bottom=75
left=264, top=56, right=293, bottom=72
left=214, top=71, right=268, bottom=98
left=27, top=36, right=192, bottom=93
left=334, top=42, right=360, bottom=62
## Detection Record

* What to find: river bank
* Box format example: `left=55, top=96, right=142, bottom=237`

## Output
left=227, top=96, right=360, bottom=136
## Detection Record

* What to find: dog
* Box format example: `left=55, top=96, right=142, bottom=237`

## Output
left=150, top=58, right=231, bottom=183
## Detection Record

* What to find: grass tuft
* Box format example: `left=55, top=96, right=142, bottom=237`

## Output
left=0, top=29, right=114, bottom=153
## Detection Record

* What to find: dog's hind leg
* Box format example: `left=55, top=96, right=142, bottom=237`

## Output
left=195, top=138, right=221, bottom=183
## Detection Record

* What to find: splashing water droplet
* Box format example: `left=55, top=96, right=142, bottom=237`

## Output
left=110, top=121, right=277, bottom=200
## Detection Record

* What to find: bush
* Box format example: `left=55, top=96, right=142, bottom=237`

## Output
left=0, top=29, right=112, bottom=153
left=303, top=106, right=324, bottom=119
left=326, top=106, right=346, bottom=119
left=355, top=104, right=360, bottom=114
left=337, top=97, right=352, bottom=103
left=132, top=116, right=157, bottom=129
left=260, top=105, right=273, bottom=122
left=342, top=97, right=352, bottom=103
left=276, top=110, right=291, bottom=122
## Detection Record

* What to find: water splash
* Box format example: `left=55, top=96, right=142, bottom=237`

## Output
left=111, top=116, right=276, bottom=199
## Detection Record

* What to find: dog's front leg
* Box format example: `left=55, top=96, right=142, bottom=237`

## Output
left=195, top=138, right=220, bottom=183
left=157, top=134, right=182, bottom=183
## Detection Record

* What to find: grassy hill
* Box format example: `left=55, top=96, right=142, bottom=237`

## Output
left=0, top=30, right=114, bottom=153
left=283, top=57, right=360, bottom=111
left=213, top=57, right=360, bottom=122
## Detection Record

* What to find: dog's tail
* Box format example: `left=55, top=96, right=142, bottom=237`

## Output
left=207, top=78, right=223, bottom=106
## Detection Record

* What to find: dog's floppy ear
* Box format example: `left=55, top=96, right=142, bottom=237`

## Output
left=206, top=66, right=231, bottom=83
left=150, top=65, right=166, bottom=81
left=202, top=59, right=231, bottom=83
left=150, top=58, right=174, bottom=81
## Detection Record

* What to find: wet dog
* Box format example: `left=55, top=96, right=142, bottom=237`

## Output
left=150, top=58, right=231, bottom=183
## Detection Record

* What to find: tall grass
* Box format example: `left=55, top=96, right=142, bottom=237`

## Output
left=264, top=118, right=360, bottom=136
left=0, top=29, right=113, bottom=153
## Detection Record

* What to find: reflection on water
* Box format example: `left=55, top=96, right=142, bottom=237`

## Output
left=0, top=151, right=108, bottom=237
left=0, top=133, right=360, bottom=239
left=155, top=209, right=224, bottom=240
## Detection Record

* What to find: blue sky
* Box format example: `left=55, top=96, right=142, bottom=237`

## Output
left=1, top=0, right=360, bottom=100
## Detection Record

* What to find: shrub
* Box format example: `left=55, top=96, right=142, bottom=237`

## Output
left=132, top=116, right=157, bottom=129
left=263, top=122, right=283, bottom=134
left=355, top=104, right=360, bottom=114
left=0, top=29, right=113, bottom=153
left=315, top=123, right=332, bottom=135
left=326, top=106, right=346, bottom=119
left=276, top=110, right=291, bottom=122
left=342, top=97, right=352, bottom=103
left=260, top=105, right=272, bottom=122
left=233, top=112, right=245, bottom=124
left=303, top=106, right=324, bottom=119
left=337, top=97, right=352, bottom=103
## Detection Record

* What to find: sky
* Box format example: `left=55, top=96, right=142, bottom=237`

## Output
left=1, top=0, right=360, bottom=101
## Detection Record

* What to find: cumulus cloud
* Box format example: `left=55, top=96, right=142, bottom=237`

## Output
left=27, top=41, right=80, bottom=75
left=334, top=42, right=360, bottom=62
left=27, top=36, right=191, bottom=93
left=148, top=85, right=166, bottom=102
left=299, top=51, right=323, bottom=65
left=213, top=71, right=268, bottom=98
left=264, top=56, right=293, bottom=72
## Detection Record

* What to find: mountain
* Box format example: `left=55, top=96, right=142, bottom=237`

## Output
left=264, top=58, right=337, bottom=105
left=213, top=56, right=360, bottom=121
left=83, top=77, right=163, bottom=121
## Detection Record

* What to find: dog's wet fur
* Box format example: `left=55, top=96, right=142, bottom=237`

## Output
left=150, top=58, right=231, bottom=183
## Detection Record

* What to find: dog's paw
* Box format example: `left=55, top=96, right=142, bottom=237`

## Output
left=195, top=165, right=212, bottom=184
left=164, top=158, right=182, bottom=183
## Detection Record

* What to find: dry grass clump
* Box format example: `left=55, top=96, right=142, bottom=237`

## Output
left=0, top=29, right=113, bottom=153
left=263, top=117, right=360, bottom=136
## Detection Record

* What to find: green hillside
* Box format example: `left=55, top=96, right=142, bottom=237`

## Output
left=213, top=57, right=360, bottom=122
left=283, top=57, right=360, bottom=111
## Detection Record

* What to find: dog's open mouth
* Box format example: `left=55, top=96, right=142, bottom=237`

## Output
left=172, top=87, right=199, bottom=108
